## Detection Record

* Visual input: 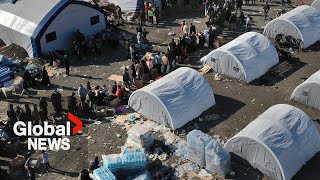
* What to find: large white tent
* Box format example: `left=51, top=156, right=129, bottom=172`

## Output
left=107, top=0, right=144, bottom=12
left=128, top=67, right=216, bottom=129
left=204, top=32, right=279, bottom=83
left=311, top=0, right=320, bottom=11
left=224, top=104, right=320, bottom=180
left=263, top=5, right=320, bottom=48
left=0, top=0, right=106, bottom=58
left=291, top=70, right=320, bottom=110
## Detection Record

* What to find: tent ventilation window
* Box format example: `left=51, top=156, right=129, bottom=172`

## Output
left=233, top=67, right=239, bottom=72
left=211, top=57, right=216, bottom=63
left=90, top=15, right=100, bottom=25
left=45, top=32, right=57, bottom=43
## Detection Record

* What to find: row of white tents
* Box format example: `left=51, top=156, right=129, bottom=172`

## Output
left=128, top=67, right=320, bottom=180
left=128, top=5, right=320, bottom=179
left=202, top=5, right=320, bottom=83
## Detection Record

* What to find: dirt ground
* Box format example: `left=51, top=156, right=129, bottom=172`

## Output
left=1, top=0, right=320, bottom=179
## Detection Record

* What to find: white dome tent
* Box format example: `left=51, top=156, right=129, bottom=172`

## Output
left=291, top=70, right=320, bottom=110
left=204, top=32, right=279, bottom=83
left=263, top=5, right=320, bottom=48
left=224, top=104, right=320, bottom=180
left=0, top=0, right=107, bottom=58
left=128, top=67, right=216, bottom=130
left=311, top=0, right=320, bottom=11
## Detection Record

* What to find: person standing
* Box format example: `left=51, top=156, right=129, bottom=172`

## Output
left=86, top=82, right=91, bottom=92
left=64, top=55, right=70, bottom=76
left=245, top=15, right=251, bottom=32
left=24, top=104, right=32, bottom=123
left=129, top=45, right=136, bottom=63
left=51, top=89, right=62, bottom=113
left=148, top=7, right=154, bottom=24
left=111, top=82, right=117, bottom=95
left=68, top=92, right=77, bottom=115
left=180, top=21, right=185, bottom=32
left=42, top=150, right=50, bottom=172
left=7, top=104, right=17, bottom=129
left=204, top=0, right=209, bottom=17
left=142, top=28, right=149, bottom=42
left=189, top=23, right=196, bottom=34
left=41, top=67, right=51, bottom=86
left=140, top=10, right=146, bottom=26
left=123, top=69, right=130, bottom=89
left=263, top=2, right=270, bottom=20
left=183, top=23, right=189, bottom=35
left=78, top=84, right=88, bottom=100
left=144, top=2, right=149, bottom=22
left=39, top=97, right=48, bottom=118
left=31, top=104, right=40, bottom=125
left=155, top=52, right=162, bottom=74
left=154, top=5, right=160, bottom=25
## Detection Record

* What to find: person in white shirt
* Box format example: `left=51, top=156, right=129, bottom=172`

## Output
left=42, top=150, right=50, bottom=172
left=245, top=16, right=251, bottom=32
left=183, top=23, right=189, bottom=35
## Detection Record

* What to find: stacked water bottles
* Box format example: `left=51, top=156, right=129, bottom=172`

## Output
left=101, top=145, right=147, bottom=177
left=187, top=130, right=212, bottom=167
left=205, top=140, right=231, bottom=176
left=101, top=154, right=122, bottom=175
left=187, top=130, right=231, bottom=177
left=127, top=124, right=154, bottom=149
left=93, top=166, right=117, bottom=180
left=121, top=146, right=147, bottom=173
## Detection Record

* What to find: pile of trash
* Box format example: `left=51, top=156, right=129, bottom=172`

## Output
left=0, top=44, right=28, bottom=59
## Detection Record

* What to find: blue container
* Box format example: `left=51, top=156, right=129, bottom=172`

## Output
left=93, top=166, right=116, bottom=180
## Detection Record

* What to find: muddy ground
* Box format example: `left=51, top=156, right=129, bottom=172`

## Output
left=1, top=0, right=320, bottom=179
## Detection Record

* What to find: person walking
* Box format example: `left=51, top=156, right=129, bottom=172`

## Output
left=263, top=2, right=270, bottom=20
left=189, top=23, right=196, bottom=34
left=183, top=23, right=189, bottom=35
left=24, top=104, right=32, bottom=123
left=64, top=55, right=70, bottom=76
left=122, top=69, right=130, bottom=89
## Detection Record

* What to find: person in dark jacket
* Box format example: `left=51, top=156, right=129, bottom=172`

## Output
left=39, top=97, right=48, bottom=120
left=32, top=104, right=40, bottom=125
left=7, top=104, right=17, bottom=128
left=24, top=104, right=32, bottom=123
left=51, top=90, right=62, bottom=113
left=111, top=82, right=117, bottom=95
left=68, top=92, right=77, bottom=115
left=123, top=69, right=130, bottom=89
left=263, top=2, right=270, bottom=20
left=140, top=10, right=146, bottom=26
left=64, top=55, right=70, bottom=76
left=42, top=67, right=51, bottom=86
left=189, top=23, right=196, bottom=34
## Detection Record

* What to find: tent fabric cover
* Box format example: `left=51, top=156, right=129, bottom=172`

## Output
left=291, top=70, right=320, bottom=110
left=263, top=5, right=320, bottom=48
left=128, top=67, right=215, bottom=129
left=311, top=0, right=320, bottom=11
left=224, top=104, right=320, bottom=180
left=204, top=32, right=279, bottom=83
left=107, top=0, right=144, bottom=12
left=0, top=0, right=106, bottom=58
left=0, top=0, right=66, bottom=58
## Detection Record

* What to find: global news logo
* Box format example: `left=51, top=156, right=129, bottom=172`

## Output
left=13, top=112, right=82, bottom=151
